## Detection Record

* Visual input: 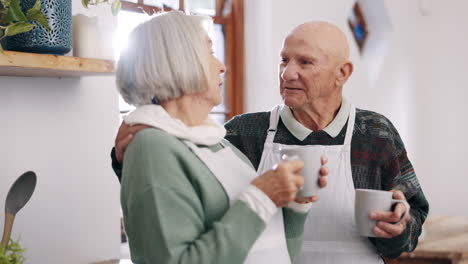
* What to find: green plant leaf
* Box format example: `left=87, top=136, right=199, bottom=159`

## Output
left=111, top=0, right=121, bottom=16
left=32, top=0, right=41, bottom=10
left=7, top=0, right=28, bottom=22
left=0, top=43, right=3, bottom=53
left=0, top=239, right=26, bottom=264
left=0, top=9, right=9, bottom=23
left=5, top=22, right=34, bottom=36
left=82, top=0, right=89, bottom=8
left=1, top=0, right=11, bottom=8
left=27, top=8, right=49, bottom=30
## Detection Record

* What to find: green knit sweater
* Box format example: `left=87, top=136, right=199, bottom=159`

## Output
left=120, top=128, right=307, bottom=264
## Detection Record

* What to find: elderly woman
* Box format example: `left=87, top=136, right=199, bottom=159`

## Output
left=116, top=11, right=327, bottom=264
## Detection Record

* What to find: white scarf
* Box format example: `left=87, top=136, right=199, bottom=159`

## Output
left=123, top=104, right=226, bottom=146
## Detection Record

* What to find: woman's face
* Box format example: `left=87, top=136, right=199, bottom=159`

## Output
left=200, top=37, right=226, bottom=107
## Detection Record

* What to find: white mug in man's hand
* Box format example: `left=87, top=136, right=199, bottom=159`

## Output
left=280, top=147, right=323, bottom=197
left=355, top=189, right=410, bottom=237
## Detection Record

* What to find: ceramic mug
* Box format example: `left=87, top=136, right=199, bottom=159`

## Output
left=280, top=147, right=323, bottom=197
left=355, top=189, right=410, bottom=237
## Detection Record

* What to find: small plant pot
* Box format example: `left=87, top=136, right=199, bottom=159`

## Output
left=6, top=0, right=72, bottom=55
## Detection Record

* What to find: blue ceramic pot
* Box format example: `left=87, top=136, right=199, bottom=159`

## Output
left=6, top=0, right=72, bottom=55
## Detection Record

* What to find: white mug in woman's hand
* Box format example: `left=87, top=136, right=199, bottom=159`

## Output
left=280, top=147, right=323, bottom=197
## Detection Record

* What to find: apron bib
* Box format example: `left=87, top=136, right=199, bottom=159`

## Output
left=257, top=105, right=383, bottom=264
left=185, top=141, right=291, bottom=264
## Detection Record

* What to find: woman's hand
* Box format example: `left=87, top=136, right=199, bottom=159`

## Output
left=251, top=159, right=305, bottom=207
left=294, top=155, right=329, bottom=204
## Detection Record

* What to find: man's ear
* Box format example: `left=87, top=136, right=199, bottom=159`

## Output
left=336, top=61, right=354, bottom=86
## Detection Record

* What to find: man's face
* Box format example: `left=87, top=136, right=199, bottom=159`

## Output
left=279, top=31, right=339, bottom=110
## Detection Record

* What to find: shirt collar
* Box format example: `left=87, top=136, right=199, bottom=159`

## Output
left=279, top=97, right=351, bottom=141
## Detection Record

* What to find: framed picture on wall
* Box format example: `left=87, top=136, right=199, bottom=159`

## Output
left=348, top=2, right=369, bottom=52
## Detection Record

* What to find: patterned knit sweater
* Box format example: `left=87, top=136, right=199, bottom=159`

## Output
left=223, top=108, right=429, bottom=259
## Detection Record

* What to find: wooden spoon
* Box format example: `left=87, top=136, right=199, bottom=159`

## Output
left=1, top=171, right=37, bottom=248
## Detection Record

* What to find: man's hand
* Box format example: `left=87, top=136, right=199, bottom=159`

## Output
left=115, top=121, right=150, bottom=163
left=370, top=190, right=411, bottom=238
left=294, top=156, right=328, bottom=204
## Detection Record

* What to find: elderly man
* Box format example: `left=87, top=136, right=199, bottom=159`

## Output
left=111, top=21, right=428, bottom=263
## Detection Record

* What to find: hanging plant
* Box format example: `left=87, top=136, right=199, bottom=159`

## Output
left=82, top=0, right=122, bottom=16
left=0, top=239, right=26, bottom=264
left=0, top=0, right=50, bottom=52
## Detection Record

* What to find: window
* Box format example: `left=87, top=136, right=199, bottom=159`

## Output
left=116, top=0, right=244, bottom=124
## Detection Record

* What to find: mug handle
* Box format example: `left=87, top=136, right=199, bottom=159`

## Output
left=391, top=199, right=410, bottom=225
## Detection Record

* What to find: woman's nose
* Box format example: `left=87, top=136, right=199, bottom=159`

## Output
left=219, top=60, right=226, bottom=73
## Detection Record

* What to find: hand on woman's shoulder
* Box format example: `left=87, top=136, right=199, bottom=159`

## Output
left=125, top=127, right=188, bottom=161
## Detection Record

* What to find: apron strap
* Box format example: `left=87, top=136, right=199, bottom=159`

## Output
left=184, top=140, right=201, bottom=154
left=265, top=105, right=282, bottom=144
left=343, top=106, right=356, bottom=146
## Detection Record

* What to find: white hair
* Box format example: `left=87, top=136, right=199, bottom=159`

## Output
left=116, top=11, right=212, bottom=106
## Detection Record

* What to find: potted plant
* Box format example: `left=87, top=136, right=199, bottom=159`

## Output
left=0, top=239, right=26, bottom=264
left=82, top=0, right=122, bottom=16
left=0, top=0, right=50, bottom=52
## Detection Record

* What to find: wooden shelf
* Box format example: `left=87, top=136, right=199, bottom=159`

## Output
left=0, top=51, right=115, bottom=77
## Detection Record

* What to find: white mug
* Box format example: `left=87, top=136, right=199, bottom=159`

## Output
left=355, top=189, right=410, bottom=237
left=280, top=146, right=323, bottom=197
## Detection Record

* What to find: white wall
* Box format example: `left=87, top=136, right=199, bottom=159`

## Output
left=0, top=3, right=121, bottom=264
left=244, top=0, right=468, bottom=216
left=244, top=0, right=277, bottom=112
left=405, top=0, right=468, bottom=217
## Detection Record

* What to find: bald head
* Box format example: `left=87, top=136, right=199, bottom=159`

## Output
left=288, top=21, right=350, bottom=62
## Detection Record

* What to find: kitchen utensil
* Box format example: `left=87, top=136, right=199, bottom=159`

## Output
left=1, top=171, right=37, bottom=248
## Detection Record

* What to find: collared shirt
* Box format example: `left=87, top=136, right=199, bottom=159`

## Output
left=279, top=97, right=351, bottom=141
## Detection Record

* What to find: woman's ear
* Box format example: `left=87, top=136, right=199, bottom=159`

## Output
left=336, top=61, right=354, bottom=86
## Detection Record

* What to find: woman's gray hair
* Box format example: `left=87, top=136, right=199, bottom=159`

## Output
left=116, top=11, right=212, bottom=106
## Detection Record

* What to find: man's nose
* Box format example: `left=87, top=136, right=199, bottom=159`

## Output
left=281, top=63, right=299, bottom=81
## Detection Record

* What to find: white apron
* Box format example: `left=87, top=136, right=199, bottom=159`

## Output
left=185, top=141, right=291, bottom=264
left=257, top=105, right=383, bottom=264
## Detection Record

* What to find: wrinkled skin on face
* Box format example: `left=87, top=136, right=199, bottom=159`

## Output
left=279, top=22, right=353, bottom=130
